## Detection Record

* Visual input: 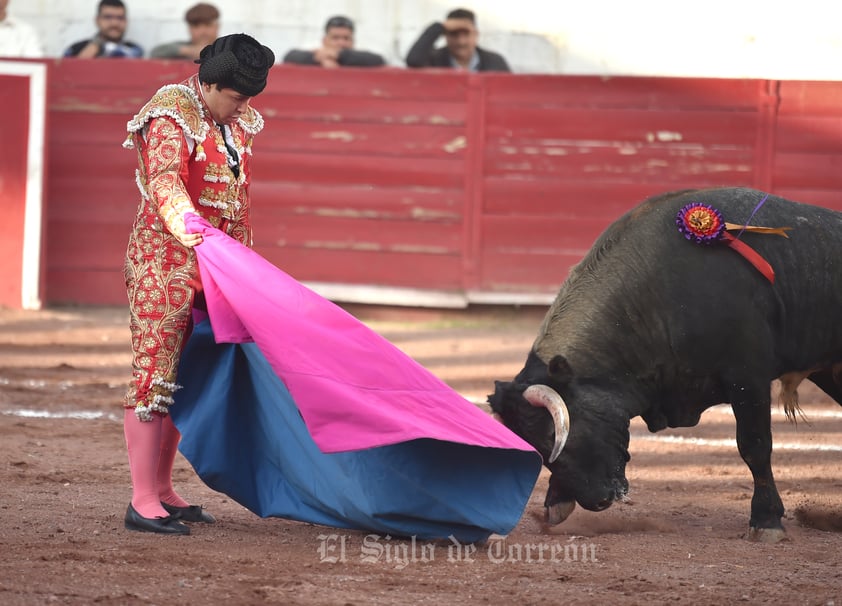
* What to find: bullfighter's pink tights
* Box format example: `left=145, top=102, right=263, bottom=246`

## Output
left=157, top=414, right=190, bottom=509
left=123, top=410, right=189, bottom=519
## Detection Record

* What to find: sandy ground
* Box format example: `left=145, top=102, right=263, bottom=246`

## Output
left=1, top=304, right=841, bottom=605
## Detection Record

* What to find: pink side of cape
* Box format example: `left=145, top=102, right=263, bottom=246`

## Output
left=186, top=214, right=536, bottom=455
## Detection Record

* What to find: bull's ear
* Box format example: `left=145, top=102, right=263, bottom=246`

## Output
left=487, top=380, right=508, bottom=410
left=548, top=355, right=573, bottom=384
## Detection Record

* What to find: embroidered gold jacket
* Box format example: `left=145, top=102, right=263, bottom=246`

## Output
left=123, top=73, right=265, bottom=246
left=121, top=74, right=265, bottom=418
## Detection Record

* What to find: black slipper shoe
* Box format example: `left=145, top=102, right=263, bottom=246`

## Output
left=124, top=503, right=190, bottom=535
left=161, top=502, right=216, bottom=524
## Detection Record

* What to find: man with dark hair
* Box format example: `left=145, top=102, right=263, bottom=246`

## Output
left=406, top=8, right=510, bottom=72
left=121, top=33, right=275, bottom=534
left=283, top=15, right=385, bottom=68
left=150, top=2, right=220, bottom=60
left=64, top=0, right=143, bottom=58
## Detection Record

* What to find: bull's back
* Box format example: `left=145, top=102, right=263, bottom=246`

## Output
left=538, top=188, right=842, bottom=375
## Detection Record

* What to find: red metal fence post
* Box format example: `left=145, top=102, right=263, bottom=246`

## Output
left=461, top=73, right=487, bottom=296
left=754, top=79, right=781, bottom=192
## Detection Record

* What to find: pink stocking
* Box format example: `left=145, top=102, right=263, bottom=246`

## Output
left=157, top=414, right=190, bottom=508
left=123, top=409, right=170, bottom=519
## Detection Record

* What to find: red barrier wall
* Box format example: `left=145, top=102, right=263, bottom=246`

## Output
left=0, top=61, right=46, bottom=310
left=33, top=60, right=842, bottom=307
left=0, top=73, right=30, bottom=308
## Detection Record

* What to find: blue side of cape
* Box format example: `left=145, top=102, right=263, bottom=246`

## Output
left=171, top=321, right=539, bottom=542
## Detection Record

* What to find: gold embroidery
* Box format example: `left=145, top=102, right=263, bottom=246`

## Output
left=237, top=106, right=265, bottom=136
left=203, top=162, right=232, bottom=184
left=123, top=74, right=263, bottom=417
left=125, top=82, right=209, bottom=146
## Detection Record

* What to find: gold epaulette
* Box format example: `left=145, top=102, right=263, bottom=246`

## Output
left=122, top=84, right=210, bottom=149
left=237, top=106, right=265, bottom=137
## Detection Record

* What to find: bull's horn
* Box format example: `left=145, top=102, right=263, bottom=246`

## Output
left=523, top=384, right=570, bottom=463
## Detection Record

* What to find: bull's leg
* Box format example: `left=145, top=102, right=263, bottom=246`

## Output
left=807, top=369, right=842, bottom=407
left=730, top=396, right=787, bottom=543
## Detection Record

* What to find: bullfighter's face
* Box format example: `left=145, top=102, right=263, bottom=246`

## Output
left=488, top=354, right=631, bottom=524
left=201, top=81, right=253, bottom=126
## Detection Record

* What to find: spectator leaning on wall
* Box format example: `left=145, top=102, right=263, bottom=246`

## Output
left=405, top=8, right=510, bottom=72
left=283, top=15, right=385, bottom=68
left=0, top=0, right=45, bottom=57
left=64, top=0, right=143, bottom=59
left=150, top=2, right=220, bottom=61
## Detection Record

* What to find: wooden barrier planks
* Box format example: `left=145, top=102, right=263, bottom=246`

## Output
left=25, top=60, right=842, bottom=306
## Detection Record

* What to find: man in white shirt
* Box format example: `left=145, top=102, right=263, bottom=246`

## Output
left=0, top=0, right=45, bottom=58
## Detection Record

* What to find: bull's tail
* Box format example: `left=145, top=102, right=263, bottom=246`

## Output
left=777, top=372, right=810, bottom=425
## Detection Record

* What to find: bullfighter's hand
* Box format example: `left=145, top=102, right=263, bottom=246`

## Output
left=170, top=214, right=204, bottom=248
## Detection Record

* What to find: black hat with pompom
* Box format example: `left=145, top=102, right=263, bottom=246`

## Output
left=196, top=34, right=275, bottom=97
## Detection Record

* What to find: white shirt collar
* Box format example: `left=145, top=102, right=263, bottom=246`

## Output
left=450, top=50, right=480, bottom=72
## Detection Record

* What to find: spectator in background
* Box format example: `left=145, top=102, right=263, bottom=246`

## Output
left=150, top=2, right=219, bottom=60
left=283, top=15, right=385, bottom=68
left=0, top=0, right=45, bottom=57
left=64, top=0, right=143, bottom=58
left=406, top=8, right=510, bottom=72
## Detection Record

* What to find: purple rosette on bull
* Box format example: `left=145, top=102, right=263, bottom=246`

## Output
left=676, top=203, right=725, bottom=244
left=675, top=197, right=791, bottom=283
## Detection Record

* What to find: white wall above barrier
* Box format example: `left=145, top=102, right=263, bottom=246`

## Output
left=8, top=0, right=842, bottom=79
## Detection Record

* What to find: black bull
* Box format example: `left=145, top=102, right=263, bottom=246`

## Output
left=488, top=187, right=842, bottom=542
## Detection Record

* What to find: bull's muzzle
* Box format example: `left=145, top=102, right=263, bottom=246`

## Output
left=523, top=384, right=570, bottom=463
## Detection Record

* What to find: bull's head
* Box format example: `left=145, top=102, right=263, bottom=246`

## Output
left=488, top=351, right=630, bottom=525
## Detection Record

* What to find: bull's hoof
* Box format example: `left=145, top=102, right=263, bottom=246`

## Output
left=746, top=526, right=790, bottom=543
left=546, top=501, right=576, bottom=525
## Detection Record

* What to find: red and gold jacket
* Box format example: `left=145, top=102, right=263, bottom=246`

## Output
left=121, top=75, right=265, bottom=419
left=123, top=73, right=264, bottom=246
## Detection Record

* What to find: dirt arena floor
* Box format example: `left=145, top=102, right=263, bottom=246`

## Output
left=1, top=304, right=841, bottom=605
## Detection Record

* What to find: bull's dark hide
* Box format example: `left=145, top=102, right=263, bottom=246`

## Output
left=489, top=187, right=842, bottom=541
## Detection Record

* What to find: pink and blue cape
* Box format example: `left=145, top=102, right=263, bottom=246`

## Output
left=170, top=214, right=542, bottom=542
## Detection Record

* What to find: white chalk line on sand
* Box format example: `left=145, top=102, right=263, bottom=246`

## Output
left=468, top=398, right=842, bottom=419
left=704, top=403, right=842, bottom=420
left=633, top=404, right=842, bottom=451
left=4, top=401, right=842, bottom=452
left=470, top=398, right=842, bottom=453
left=1, top=408, right=121, bottom=421
left=631, top=433, right=842, bottom=452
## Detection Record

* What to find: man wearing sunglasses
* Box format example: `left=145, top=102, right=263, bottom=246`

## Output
left=64, top=0, right=143, bottom=58
left=406, top=8, right=510, bottom=72
left=283, top=15, right=385, bottom=68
